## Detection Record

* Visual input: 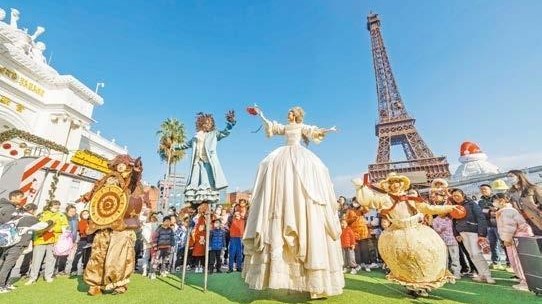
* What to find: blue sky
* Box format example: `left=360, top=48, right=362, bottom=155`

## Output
left=5, top=0, right=542, bottom=196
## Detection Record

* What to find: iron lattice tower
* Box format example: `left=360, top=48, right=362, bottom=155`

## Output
left=366, top=13, right=450, bottom=183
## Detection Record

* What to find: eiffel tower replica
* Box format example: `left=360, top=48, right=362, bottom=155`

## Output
left=366, top=13, right=450, bottom=184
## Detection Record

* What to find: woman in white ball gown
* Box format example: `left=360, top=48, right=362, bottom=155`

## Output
left=242, top=106, right=344, bottom=299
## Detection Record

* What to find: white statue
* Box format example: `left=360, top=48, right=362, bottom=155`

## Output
left=9, top=8, right=19, bottom=29
left=30, top=41, right=47, bottom=64
left=30, top=26, right=45, bottom=41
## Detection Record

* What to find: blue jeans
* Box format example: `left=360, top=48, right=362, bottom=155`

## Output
left=228, top=238, right=243, bottom=270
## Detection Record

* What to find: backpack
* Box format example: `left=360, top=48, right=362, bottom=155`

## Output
left=0, top=215, right=26, bottom=247
left=53, top=230, right=74, bottom=256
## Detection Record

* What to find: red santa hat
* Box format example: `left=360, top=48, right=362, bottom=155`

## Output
left=460, top=142, right=482, bottom=156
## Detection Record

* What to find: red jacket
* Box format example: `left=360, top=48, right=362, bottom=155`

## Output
left=341, top=226, right=356, bottom=248
left=229, top=218, right=246, bottom=238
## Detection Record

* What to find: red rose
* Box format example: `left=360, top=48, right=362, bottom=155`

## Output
left=246, top=107, right=258, bottom=116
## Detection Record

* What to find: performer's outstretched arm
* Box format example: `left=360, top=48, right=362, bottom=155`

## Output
left=217, top=110, right=236, bottom=141
left=416, top=203, right=455, bottom=216
left=174, top=138, right=195, bottom=151
left=258, top=109, right=285, bottom=137
left=301, top=125, right=337, bottom=144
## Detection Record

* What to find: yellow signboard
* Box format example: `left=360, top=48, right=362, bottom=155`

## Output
left=71, top=150, right=110, bottom=174
left=0, top=66, right=45, bottom=96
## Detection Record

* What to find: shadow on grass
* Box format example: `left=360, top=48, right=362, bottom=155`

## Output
left=71, top=275, right=88, bottom=293
left=173, top=272, right=315, bottom=303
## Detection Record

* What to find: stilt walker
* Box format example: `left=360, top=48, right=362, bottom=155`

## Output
left=174, top=110, right=236, bottom=291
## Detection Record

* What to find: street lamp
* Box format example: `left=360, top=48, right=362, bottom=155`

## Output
left=95, top=82, right=105, bottom=94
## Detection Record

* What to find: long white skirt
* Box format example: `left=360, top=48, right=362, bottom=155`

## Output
left=242, top=144, right=344, bottom=298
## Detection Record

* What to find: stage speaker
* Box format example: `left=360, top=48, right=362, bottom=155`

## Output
left=515, top=236, right=542, bottom=295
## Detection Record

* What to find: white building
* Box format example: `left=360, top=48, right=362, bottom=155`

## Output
left=0, top=8, right=127, bottom=210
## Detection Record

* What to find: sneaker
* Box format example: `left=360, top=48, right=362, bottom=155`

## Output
left=149, top=273, right=156, bottom=280
left=45, top=278, right=54, bottom=283
left=454, top=274, right=462, bottom=280
left=142, top=269, right=147, bottom=277
left=470, top=273, right=479, bottom=278
left=485, top=277, right=496, bottom=284
left=175, top=267, right=181, bottom=273
left=5, top=284, right=16, bottom=290
left=0, top=287, right=11, bottom=294
left=364, top=267, right=371, bottom=272
left=355, top=265, right=362, bottom=272
left=216, top=269, right=223, bottom=273
left=349, top=269, right=357, bottom=275
left=512, top=283, right=530, bottom=292
left=25, top=279, right=36, bottom=286
left=237, top=268, right=242, bottom=272
left=472, top=276, right=484, bottom=283
left=342, top=268, right=348, bottom=274
left=227, top=269, right=234, bottom=273
left=368, top=263, right=379, bottom=269
left=506, top=267, right=515, bottom=273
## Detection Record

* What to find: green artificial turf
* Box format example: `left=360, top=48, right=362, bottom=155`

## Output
left=2, top=270, right=539, bottom=304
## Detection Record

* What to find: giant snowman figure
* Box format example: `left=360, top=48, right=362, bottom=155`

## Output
left=452, top=141, right=500, bottom=182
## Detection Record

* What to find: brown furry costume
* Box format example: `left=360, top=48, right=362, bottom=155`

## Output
left=82, top=155, right=148, bottom=295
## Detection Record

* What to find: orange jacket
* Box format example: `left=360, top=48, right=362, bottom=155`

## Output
left=341, top=226, right=356, bottom=248
left=345, top=209, right=370, bottom=241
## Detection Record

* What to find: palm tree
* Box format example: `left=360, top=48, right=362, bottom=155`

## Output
left=157, top=118, right=186, bottom=175
left=157, top=118, right=186, bottom=210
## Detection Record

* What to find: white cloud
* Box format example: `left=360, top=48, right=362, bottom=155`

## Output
left=333, top=174, right=360, bottom=197
left=491, top=152, right=542, bottom=171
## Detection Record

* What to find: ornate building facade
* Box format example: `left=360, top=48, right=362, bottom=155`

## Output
left=0, top=8, right=127, bottom=210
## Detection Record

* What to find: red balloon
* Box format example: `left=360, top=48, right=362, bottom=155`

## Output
left=2, top=143, right=11, bottom=149
left=450, top=205, right=467, bottom=219
left=9, top=150, right=18, bottom=156
left=246, top=107, right=258, bottom=116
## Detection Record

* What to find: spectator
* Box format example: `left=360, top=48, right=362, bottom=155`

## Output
left=209, top=219, right=226, bottom=274
left=26, top=200, right=68, bottom=285
left=151, top=216, right=175, bottom=278
left=451, top=189, right=495, bottom=284
left=345, top=202, right=371, bottom=272
left=70, top=210, right=92, bottom=276
left=0, top=203, right=38, bottom=293
left=228, top=211, right=245, bottom=273
left=432, top=212, right=461, bottom=279
left=506, top=170, right=542, bottom=235
left=55, top=204, right=78, bottom=276
left=494, top=193, right=534, bottom=292
left=478, top=184, right=505, bottom=269
left=141, top=213, right=158, bottom=276
left=174, top=217, right=189, bottom=272
left=0, top=190, right=24, bottom=224
left=340, top=219, right=357, bottom=274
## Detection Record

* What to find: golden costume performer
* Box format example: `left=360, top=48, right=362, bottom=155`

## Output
left=353, top=173, right=458, bottom=297
left=82, top=155, right=147, bottom=296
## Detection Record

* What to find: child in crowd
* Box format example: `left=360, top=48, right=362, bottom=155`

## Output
left=340, top=219, right=358, bottom=274
left=209, top=219, right=226, bottom=274
left=150, top=216, right=175, bottom=279
left=493, top=193, right=534, bottom=292
left=432, top=212, right=461, bottom=279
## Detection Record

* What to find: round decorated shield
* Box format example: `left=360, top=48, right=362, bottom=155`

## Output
left=89, top=185, right=128, bottom=226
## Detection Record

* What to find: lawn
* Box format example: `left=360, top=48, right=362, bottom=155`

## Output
left=3, top=270, right=540, bottom=304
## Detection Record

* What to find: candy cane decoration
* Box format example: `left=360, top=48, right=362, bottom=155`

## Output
left=19, top=156, right=81, bottom=203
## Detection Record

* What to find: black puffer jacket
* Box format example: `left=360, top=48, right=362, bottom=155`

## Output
left=0, top=198, right=17, bottom=224
left=453, top=200, right=488, bottom=237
